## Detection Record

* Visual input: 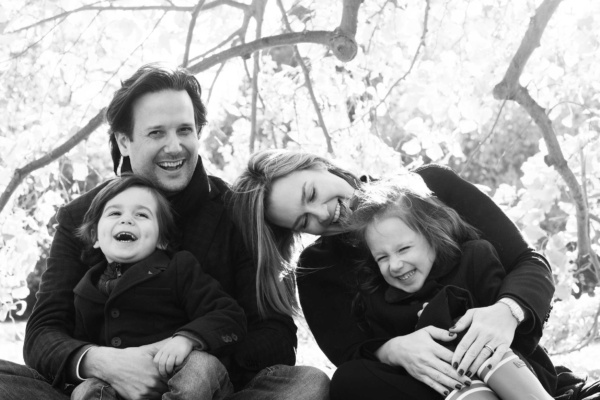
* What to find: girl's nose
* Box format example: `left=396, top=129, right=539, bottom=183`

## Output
left=389, top=257, right=404, bottom=272
left=119, top=218, right=133, bottom=225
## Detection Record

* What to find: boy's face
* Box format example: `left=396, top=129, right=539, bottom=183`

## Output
left=94, top=186, right=161, bottom=264
left=116, top=90, right=199, bottom=195
left=365, top=216, right=436, bottom=293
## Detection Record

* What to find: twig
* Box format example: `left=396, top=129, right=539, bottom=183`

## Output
left=276, top=0, right=334, bottom=154
left=0, top=110, right=106, bottom=214
left=182, top=1, right=207, bottom=67
left=460, top=100, right=507, bottom=174
left=249, top=0, right=267, bottom=154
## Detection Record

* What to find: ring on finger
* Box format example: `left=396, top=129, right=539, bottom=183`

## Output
left=483, top=344, right=495, bottom=354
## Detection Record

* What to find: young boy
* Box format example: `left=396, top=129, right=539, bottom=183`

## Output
left=70, top=174, right=246, bottom=400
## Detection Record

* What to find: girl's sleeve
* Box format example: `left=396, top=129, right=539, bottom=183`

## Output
left=415, top=165, right=554, bottom=340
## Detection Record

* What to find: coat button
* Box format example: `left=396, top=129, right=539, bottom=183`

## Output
left=110, top=309, right=120, bottom=318
left=111, top=337, right=122, bottom=347
left=221, top=335, right=232, bottom=343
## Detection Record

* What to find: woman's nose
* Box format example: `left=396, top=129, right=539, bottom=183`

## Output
left=310, top=203, right=330, bottom=223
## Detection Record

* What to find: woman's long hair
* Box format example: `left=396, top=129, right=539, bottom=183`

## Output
left=346, top=174, right=480, bottom=319
left=230, top=149, right=359, bottom=318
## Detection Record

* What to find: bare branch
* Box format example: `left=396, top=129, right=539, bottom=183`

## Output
left=277, top=0, right=333, bottom=154
left=493, top=0, right=600, bottom=285
left=183, top=1, right=207, bottom=67
left=249, top=0, right=268, bottom=154
left=0, top=110, right=106, bottom=213
left=6, top=1, right=249, bottom=34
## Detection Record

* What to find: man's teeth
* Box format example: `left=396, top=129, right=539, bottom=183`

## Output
left=158, top=160, right=184, bottom=170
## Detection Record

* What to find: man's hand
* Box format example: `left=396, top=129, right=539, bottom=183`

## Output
left=81, top=341, right=169, bottom=400
left=153, top=336, right=194, bottom=378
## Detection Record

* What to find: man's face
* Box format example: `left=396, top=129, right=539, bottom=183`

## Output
left=116, top=90, right=199, bottom=195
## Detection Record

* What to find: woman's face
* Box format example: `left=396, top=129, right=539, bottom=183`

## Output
left=266, top=167, right=355, bottom=236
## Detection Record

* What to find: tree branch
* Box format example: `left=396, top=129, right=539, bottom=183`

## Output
left=182, top=1, right=207, bottom=67
left=249, top=0, right=268, bottom=154
left=493, top=0, right=600, bottom=282
left=7, top=1, right=249, bottom=34
left=0, top=110, right=106, bottom=214
left=277, top=0, right=333, bottom=154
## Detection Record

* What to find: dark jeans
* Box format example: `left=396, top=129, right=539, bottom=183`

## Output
left=330, top=359, right=440, bottom=400
left=0, top=359, right=330, bottom=400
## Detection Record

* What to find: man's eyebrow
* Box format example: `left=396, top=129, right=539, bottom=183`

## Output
left=291, top=182, right=307, bottom=230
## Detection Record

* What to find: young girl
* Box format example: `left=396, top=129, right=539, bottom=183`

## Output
left=70, top=175, right=246, bottom=400
left=331, top=174, right=556, bottom=400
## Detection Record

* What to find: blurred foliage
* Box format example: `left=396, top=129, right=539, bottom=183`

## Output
left=1, top=0, right=599, bottom=351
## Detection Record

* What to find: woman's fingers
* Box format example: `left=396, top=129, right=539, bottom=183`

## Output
left=419, top=365, right=466, bottom=397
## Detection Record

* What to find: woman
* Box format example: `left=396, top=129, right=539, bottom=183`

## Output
left=229, top=149, right=555, bottom=398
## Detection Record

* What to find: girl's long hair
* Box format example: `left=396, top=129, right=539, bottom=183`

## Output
left=230, top=149, right=359, bottom=318
left=346, top=174, right=480, bottom=318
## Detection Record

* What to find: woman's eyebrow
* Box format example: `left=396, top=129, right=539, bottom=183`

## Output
left=292, top=182, right=308, bottom=230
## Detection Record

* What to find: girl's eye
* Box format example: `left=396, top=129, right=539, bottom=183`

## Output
left=376, top=255, right=388, bottom=263
left=397, top=246, right=409, bottom=253
left=108, top=211, right=120, bottom=217
left=137, top=213, right=149, bottom=218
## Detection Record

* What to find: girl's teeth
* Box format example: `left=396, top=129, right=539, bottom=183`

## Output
left=399, top=270, right=416, bottom=280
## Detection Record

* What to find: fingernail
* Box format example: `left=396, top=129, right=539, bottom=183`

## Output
left=458, top=369, right=464, bottom=376
left=448, top=331, right=456, bottom=337
left=455, top=384, right=463, bottom=390
left=487, top=364, right=492, bottom=370
left=450, top=325, right=456, bottom=330
left=444, top=390, right=449, bottom=396
left=465, top=371, right=472, bottom=378
left=464, top=380, right=471, bottom=387
left=452, top=362, right=458, bottom=369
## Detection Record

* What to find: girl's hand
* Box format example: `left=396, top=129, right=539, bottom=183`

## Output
left=449, top=303, right=517, bottom=378
left=153, top=336, right=195, bottom=378
left=375, top=326, right=470, bottom=396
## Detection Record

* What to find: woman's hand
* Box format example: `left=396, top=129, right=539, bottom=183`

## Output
left=375, top=326, right=470, bottom=396
left=449, top=302, right=517, bottom=378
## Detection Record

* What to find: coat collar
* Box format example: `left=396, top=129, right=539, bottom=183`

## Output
left=74, top=250, right=171, bottom=304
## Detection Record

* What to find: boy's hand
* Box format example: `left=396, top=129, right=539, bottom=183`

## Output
left=153, top=336, right=195, bottom=378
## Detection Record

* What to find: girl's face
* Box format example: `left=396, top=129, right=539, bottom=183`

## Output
left=365, top=216, right=436, bottom=293
left=94, top=187, right=161, bottom=264
left=266, top=167, right=355, bottom=236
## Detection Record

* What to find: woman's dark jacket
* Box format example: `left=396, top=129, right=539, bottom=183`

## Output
left=24, top=157, right=297, bottom=388
left=298, top=164, right=554, bottom=367
left=73, top=250, right=246, bottom=355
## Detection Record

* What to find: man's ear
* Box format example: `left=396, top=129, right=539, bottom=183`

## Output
left=115, top=132, right=131, bottom=157
left=93, top=240, right=100, bottom=249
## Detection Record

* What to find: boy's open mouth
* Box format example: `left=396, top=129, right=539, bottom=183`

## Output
left=114, top=232, right=137, bottom=242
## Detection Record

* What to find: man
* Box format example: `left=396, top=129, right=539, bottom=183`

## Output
left=0, top=63, right=329, bottom=399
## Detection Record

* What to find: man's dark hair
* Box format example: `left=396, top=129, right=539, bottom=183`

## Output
left=77, top=174, right=176, bottom=252
left=106, top=63, right=208, bottom=174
